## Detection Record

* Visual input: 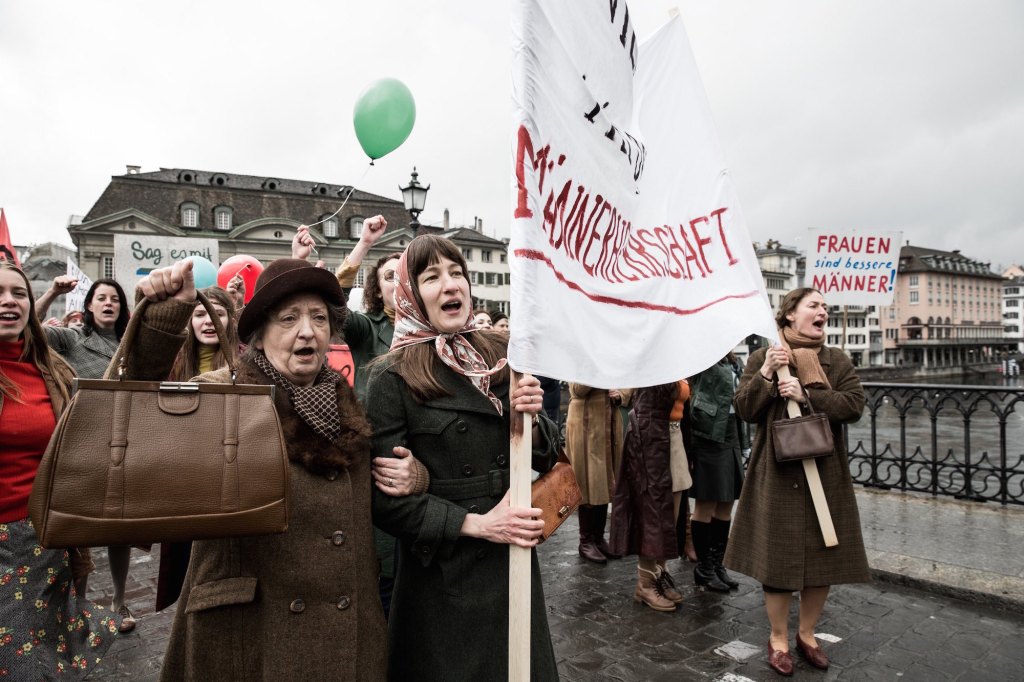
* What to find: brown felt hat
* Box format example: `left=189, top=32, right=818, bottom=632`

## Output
left=237, top=258, right=345, bottom=341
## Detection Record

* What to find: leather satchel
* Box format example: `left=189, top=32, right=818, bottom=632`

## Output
left=29, top=293, right=291, bottom=549
left=771, top=391, right=835, bottom=463
left=531, top=450, right=581, bottom=543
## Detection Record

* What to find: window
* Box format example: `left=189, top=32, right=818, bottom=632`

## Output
left=349, top=217, right=364, bottom=239
left=1008, top=300, right=1020, bottom=307
left=909, top=275, right=919, bottom=287
left=462, top=248, right=473, bottom=262
left=181, top=202, right=199, bottom=228
left=214, top=207, right=232, bottom=231
left=1006, top=312, right=1020, bottom=320
left=103, top=256, right=114, bottom=279
left=323, top=217, right=338, bottom=238
left=910, top=291, right=919, bottom=304
left=469, top=271, right=483, bottom=285
left=1008, top=287, right=1020, bottom=295
left=355, top=267, right=366, bottom=287
left=504, top=273, right=511, bottom=285
left=482, top=250, right=493, bottom=263
left=485, top=273, right=498, bottom=286
left=500, top=253, right=507, bottom=263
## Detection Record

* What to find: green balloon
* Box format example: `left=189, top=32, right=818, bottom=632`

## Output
left=353, top=78, right=416, bottom=160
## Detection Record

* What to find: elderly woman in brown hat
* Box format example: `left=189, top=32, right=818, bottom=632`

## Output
left=114, top=257, right=425, bottom=681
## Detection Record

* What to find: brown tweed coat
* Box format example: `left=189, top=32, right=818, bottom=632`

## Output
left=724, top=346, right=871, bottom=591
left=110, top=298, right=387, bottom=681
left=565, top=384, right=626, bottom=505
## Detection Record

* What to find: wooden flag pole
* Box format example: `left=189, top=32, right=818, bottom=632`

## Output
left=509, top=371, right=532, bottom=682
left=775, top=365, right=839, bottom=547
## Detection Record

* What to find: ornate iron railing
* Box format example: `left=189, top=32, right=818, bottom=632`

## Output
left=846, top=383, right=1024, bottom=505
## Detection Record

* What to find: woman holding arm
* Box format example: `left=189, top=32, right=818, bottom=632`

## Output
left=115, top=257, right=421, bottom=680
left=725, top=288, right=869, bottom=676
left=0, top=262, right=119, bottom=678
left=365, top=235, right=559, bottom=681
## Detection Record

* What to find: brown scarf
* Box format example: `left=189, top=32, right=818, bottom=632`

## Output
left=253, top=351, right=342, bottom=442
left=779, top=326, right=831, bottom=389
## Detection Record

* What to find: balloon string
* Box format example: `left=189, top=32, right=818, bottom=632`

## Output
left=305, top=162, right=374, bottom=230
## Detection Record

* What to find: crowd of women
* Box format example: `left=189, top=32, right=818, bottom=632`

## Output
left=0, top=210, right=868, bottom=679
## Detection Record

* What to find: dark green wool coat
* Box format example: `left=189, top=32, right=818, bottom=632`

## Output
left=724, top=346, right=871, bottom=591
left=366, top=359, right=559, bottom=682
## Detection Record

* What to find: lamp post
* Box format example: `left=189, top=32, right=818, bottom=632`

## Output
left=400, top=167, right=430, bottom=234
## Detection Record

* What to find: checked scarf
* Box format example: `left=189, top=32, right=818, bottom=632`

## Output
left=389, top=250, right=507, bottom=414
left=253, top=350, right=342, bottom=441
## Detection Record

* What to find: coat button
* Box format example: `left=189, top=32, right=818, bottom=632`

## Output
left=336, top=596, right=351, bottom=610
left=325, top=469, right=339, bottom=481
left=793, top=483, right=799, bottom=489
left=289, top=599, right=305, bottom=614
left=332, top=531, right=346, bottom=546
left=495, top=455, right=507, bottom=466
left=456, top=420, right=469, bottom=433
left=419, top=544, right=431, bottom=556
left=468, top=505, right=480, bottom=514
left=462, top=464, right=474, bottom=476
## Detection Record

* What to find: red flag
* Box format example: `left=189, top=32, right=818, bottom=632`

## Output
left=0, top=209, right=22, bottom=268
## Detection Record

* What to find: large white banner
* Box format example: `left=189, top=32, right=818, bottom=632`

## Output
left=65, top=258, right=93, bottom=313
left=113, top=235, right=218, bottom=296
left=510, top=2, right=777, bottom=388
left=806, top=229, right=902, bottom=306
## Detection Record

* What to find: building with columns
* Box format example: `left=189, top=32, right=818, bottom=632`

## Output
left=66, top=166, right=510, bottom=311
left=879, top=245, right=1010, bottom=370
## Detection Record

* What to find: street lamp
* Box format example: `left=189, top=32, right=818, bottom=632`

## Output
left=400, top=167, right=430, bottom=232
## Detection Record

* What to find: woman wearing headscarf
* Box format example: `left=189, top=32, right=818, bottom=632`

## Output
left=366, top=234, right=560, bottom=681
left=0, top=262, right=120, bottom=679
left=113, top=257, right=415, bottom=680
left=726, top=288, right=868, bottom=676
left=38, top=275, right=140, bottom=632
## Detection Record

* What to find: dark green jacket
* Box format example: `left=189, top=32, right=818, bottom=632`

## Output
left=689, top=359, right=743, bottom=443
left=366, top=360, right=559, bottom=682
left=343, top=309, right=395, bottom=403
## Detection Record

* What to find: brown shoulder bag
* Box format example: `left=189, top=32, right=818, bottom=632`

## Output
left=771, top=390, right=835, bottom=463
left=531, top=448, right=581, bottom=542
left=29, top=292, right=290, bottom=548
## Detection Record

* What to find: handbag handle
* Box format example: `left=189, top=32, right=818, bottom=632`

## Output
left=114, top=291, right=238, bottom=381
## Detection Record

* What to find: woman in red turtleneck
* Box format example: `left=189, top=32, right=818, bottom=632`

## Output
left=0, top=262, right=119, bottom=679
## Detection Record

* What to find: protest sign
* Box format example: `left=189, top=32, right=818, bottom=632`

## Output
left=113, top=235, right=218, bottom=295
left=65, top=258, right=93, bottom=312
left=510, top=2, right=776, bottom=389
left=806, top=230, right=902, bottom=306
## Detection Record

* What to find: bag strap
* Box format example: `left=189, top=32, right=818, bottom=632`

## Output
left=114, top=291, right=237, bottom=381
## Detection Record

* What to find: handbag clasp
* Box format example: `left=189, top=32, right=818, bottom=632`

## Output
left=158, top=382, right=200, bottom=393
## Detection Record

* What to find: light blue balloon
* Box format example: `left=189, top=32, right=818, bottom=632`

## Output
left=185, top=255, right=218, bottom=289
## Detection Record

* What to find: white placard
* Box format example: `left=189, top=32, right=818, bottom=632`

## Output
left=65, top=258, right=93, bottom=312
left=806, top=230, right=902, bottom=306
left=113, top=234, right=218, bottom=295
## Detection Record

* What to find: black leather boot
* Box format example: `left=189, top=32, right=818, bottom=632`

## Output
left=691, top=520, right=730, bottom=592
left=591, top=504, right=620, bottom=559
left=711, top=518, right=739, bottom=589
left=577, top=506, right=607, bottom=564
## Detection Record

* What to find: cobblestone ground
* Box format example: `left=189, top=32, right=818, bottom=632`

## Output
left=87, top=515, right=1024, bottom=681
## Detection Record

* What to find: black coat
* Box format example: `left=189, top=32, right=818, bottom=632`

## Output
left=366, top=360, right=559, bottom=682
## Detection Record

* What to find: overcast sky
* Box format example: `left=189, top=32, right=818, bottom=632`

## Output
left=2, top=1, right=1021, bottom=269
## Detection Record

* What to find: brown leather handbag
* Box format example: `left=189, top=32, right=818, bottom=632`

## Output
left=29, top=292, right=290, bottom=549
left=531, top=450, right=581, bottom=542
left=771, top=392, right=835, bottom=463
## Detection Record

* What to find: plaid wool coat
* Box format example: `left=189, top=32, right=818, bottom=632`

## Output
left=724, top=346, right=871, bottom=591
left=44, top=326, right=119, bottom=379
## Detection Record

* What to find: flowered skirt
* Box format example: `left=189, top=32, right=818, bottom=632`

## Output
left=0, top=518, right=120, bottom=679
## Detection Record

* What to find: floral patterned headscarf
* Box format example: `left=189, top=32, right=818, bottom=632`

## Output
left=390, top=249, right=508, bottom=414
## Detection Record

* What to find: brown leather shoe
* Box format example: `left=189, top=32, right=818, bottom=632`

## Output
left=767, top=640, right=794, bottom=677
left=634, top=568, right=676, bottom=612
left=796, top=634, right=829, bottom=670
left=656, top=567, right=684, bottom=604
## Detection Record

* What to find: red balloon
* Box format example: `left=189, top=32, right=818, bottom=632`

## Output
left=216, top=255, right=264, bottom=303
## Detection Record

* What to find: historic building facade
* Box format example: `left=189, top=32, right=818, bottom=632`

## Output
left=879, top=246, right=1010, bottom=369
left=66, top=166, right=510, bottom=311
